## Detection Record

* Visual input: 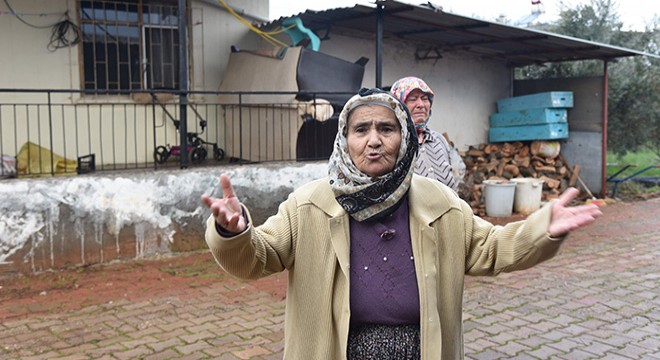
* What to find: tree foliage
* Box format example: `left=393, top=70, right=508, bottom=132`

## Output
left=515, top=0, right=660, bottom=159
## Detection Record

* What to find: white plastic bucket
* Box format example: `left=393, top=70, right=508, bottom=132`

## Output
left=482, top=180, right=516, bottom=217
left=510, top=178, right=545, bottom=215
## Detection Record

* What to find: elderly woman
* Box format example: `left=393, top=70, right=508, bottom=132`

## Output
left=201, top=88, right=601, bottom=359
left=390, top=76, right=459, bottom=191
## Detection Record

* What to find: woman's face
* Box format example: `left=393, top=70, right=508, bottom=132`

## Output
left=346, top=105, right=402, bottom=177
left=404, top=88, right=432, bottom=126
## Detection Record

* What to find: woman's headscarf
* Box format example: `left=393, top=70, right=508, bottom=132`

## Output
left=389, top=76, right=435, bottom=130
left=328, top=88, right=418, bottom=222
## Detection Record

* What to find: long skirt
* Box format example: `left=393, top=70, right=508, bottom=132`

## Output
left=347, top=323, right=420, bottom=360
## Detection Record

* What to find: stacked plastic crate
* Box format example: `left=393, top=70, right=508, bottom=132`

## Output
left=489, top=91, right=573, bottom=143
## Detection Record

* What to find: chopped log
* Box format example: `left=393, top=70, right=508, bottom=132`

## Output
left=496, top=161, right=506, bottom=177
left=540, top=175, right=561, bottom=189
left=484, top=144, right=499, bottom=154
left=520, top=166, right=536, bottom=177
left=486, top=160, right=499, bottom=173
left=467, top=147, right=485, bottom=157
left=535, top=165, right=556, bottom=173
left=518, top=145, right=530, bottom=158
left=545, top=190, right=561, bottom=201
left=460, top=141, right=591, bottom=215
left=501, top=142, right=516, bottom=157
left=532, top=160, right=545, bottom=168
left=504, top=164, right=520, bottom=177
left=513, top=154, right=531, bottom=167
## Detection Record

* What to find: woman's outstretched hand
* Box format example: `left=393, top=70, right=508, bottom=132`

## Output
left=201, top=174, right=247, bottom=234
left=547, top=187, right=602, bottom=238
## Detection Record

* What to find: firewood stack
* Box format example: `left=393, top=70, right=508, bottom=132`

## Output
left=458, top=141, right=572, bottom=216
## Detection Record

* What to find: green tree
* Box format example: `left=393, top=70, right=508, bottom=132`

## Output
left=608, top=25, right=660, bottom=159
left=515, top=0, right=660, bottom=159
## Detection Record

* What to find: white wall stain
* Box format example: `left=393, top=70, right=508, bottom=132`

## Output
left=0, top=162, right=327, bottom=270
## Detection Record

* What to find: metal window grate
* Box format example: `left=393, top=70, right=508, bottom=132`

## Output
left=79, top=0, right=179, bottom=93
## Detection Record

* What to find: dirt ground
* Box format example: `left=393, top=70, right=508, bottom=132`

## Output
left=1, top=194, right=656, bottom=322
left=0, top=251, right=287, bottom=322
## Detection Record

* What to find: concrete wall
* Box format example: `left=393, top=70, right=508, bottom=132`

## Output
left=0, top=161, right=327, bottom=275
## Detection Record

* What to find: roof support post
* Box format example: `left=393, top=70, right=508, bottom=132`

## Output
left=601, top=60, right=609, bottom=198
left=375, top=2, right=383, bottom=88
left=178, top=0, right=190, bottom=168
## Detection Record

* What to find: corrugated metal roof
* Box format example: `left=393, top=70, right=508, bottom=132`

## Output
left=263, top=0, right=655, bottom=66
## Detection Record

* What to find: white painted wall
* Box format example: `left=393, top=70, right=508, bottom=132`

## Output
left=0, top=0, right=270, bottom=166
left=0, top=1, right=77, bottom=93
left=0, top=0, right=269, bottom=93
left=192, top=0, right=270, bottom=91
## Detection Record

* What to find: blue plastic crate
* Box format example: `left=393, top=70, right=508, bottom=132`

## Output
left=496, top=92, right=573, bottom=112
left=489, top=123, right=569, bottom=142
left=490, top=108, right=567, bottom=127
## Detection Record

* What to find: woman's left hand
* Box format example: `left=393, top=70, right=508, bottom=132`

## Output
left=547, top=187, right=602, bottom=238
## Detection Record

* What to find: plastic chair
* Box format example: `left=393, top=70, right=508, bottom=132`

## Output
left=282, top=17, right=320, bottom=51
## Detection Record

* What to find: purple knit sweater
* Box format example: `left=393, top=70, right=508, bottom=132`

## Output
left=349, top=197, right=420, bottom=326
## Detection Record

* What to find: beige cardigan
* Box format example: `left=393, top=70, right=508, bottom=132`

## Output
left=205, top=175, right=562, bottom=359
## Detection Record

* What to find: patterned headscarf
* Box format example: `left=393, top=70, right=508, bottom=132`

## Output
left=390, top=76, right=435, bottom=104
left=390, top=76, right=435, bottom=131
left=328, top=88, right=418, bottom=222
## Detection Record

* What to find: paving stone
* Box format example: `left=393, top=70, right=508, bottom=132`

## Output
left=113, top=345, right=152, bottom=360
left=3, top=199, right=658, bottom=360
left=176, top=340, right=214, bottom=355
left=496, top=340, right=531, bottom=356
left=526, top=345, right=563, bottom=359
left=611, top=343, right=656, bottom=359
left=233, top=345, right=271, bottom=359
left=143, top=349, right=182, bottom=360
left=180, top=330, right=215, bottom=344
left=598, top=353, right=635, bottom=360
left=146, top=337, right=185, bottom=353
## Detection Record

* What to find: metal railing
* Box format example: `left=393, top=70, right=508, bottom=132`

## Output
left=0, top=89, right=350, bottom=178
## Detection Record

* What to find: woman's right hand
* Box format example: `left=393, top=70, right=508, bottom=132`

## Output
left=201, top=174, right=247, bottom=234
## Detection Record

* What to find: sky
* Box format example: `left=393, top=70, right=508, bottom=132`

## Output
left=269, top=0, right=659, bottom=31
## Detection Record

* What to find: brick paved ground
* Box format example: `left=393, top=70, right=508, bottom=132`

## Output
left=1, top=198, right=658, bottom=359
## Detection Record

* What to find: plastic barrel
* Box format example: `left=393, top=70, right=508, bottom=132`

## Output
left=482, top=180, right=517, bottom=217
left=510, top=178, right=544, bottom=215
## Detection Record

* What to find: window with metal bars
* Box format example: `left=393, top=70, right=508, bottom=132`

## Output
left=79, top=0, right=181, bottom=93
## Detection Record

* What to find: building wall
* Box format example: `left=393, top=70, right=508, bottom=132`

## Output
left=314, top=32, right=512, bottom=150
left=0, top=0, right=268, bottom=166
left=191, top=0, right=270, bottom=91
left=0, top=1, right=77, bottom=93
left=0, top=2, right=519, bottom=275
left=0, top=0, right=269, bottom=92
